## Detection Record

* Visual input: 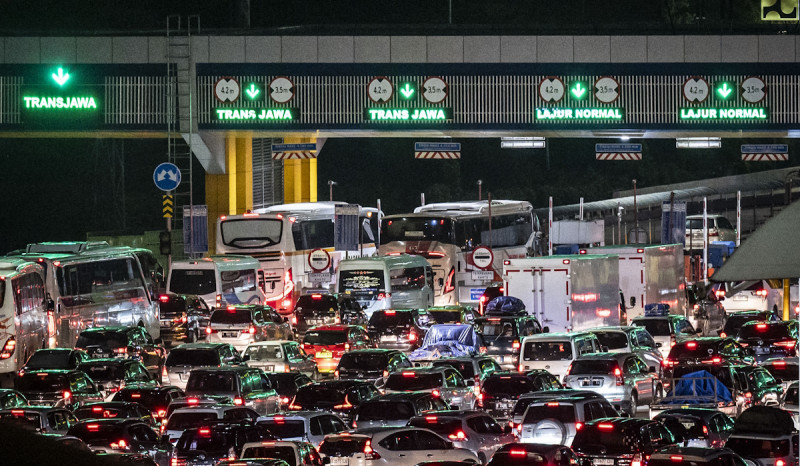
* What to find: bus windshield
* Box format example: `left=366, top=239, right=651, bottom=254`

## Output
left=56, top=257, right=143, bottom=298
left=170, top=269, right=216, bottom=296
left=292, top=219, right=335, bottom=250
left=339, top=270, right=385, bottom=303
left=219, top=218, right=283, bottom=249
left=381, top=217, right=454, bottom=244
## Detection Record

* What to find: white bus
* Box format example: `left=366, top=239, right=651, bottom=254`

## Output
left=215, top=202, right=381, bottom=314
left=166, top=255, right=266, bottom=310
left=9, top=243, right=160, bottom=348
left=379, top=200, right=542, bottom=307
left=0, top=259, right=47, bottom=385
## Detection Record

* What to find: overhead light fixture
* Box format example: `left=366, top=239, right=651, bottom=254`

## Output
left=500, top=137, right=546, bottom=149
left=675, top=137, right=721, bottom=149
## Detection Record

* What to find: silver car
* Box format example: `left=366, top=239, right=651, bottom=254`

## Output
left=564, top=352, right=662, bottom=416
left=206, top=305, right=293, bottom=353
left=384, top=366, right=476, bottom=410
left=0, top=406, right=79, bottom=435
left=243, top=340, right=317, bottom=378
left=348, top=427, right=479, bottom=466
left=407, top=410, right=516, bottom=464
left=518, top=391, right=618, bottom=445
left=685, top=214, right=736, bottom=249
left=588, top=326, right=663, bottom=374
left=256, top=411, right=348, bottom=445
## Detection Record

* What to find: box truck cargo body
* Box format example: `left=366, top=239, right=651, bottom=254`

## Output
left=503, top=255, right=621, bottom=333
left=583, top=244, right=687, bottom=322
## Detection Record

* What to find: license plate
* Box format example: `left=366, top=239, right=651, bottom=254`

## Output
left=502, top=355, right=514, bottom=363
left=160, top=320, right=171, bottom=326
left=496, top=401, right=512, bottom=410
left=594, top=459, right=615, bottom=465
left=381, top=335, right=397, bottom=342
left=330, top=458, right=349, bottom=466
left=754, top=347, right=769, bottom=354
left=222, top=332, right=237, bottom=338
left=265, top=365, right=274, bottom=372
left=317, top=351, right=332, bottom=359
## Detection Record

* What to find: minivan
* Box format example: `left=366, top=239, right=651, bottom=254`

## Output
left=337, top=254, right=434, bottom=319
left=518, top=332, right=603, bottom=380
left=167, top=255, right=266, bottom=310
left=685, top=215, right=736, bottom=249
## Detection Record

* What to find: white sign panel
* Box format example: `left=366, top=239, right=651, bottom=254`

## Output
left=683, top=76, right=709, bottom=103
left=422, top=77, right=448, bottom=104
left=215, top=77, right=240, bottom=103
left=741, top=76, right=766, bottom=103
left=368, top=77, right=393, bottom=103
left=471, top=270, right=494, bottom=281
left=269, top=76, right=295, bottom=104
left=308, top=273, right=331, bottom=283
left=594, top=76, right=620, bottom=103
left=538, top=77, right=565, bottom=103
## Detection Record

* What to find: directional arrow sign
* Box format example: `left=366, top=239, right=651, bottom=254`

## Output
left=51, top=67, right=70, bottom=86
left=570, top=81, right=588, bottom=100
left=715, top=82, right=733, bottom=99
left=245, top=83, right=261, bottom=99
left=153, top=162, right=182, bottom=192
left=399, top=82, right=416, bottom=99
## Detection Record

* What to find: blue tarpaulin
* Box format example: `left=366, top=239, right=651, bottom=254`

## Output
left=666, top=370, right=732, bottom=404
left=408, top=324, right=482, bottom=361
left=486, top=296, right=526, bottom=314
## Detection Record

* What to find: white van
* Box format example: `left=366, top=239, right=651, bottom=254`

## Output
left=337, top=254, right=434, bottom=318
left=167, top=255, right=266, bottom=310
left=518, top=332, right=603, bottom=381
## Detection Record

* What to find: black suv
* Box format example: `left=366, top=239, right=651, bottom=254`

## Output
left=67, top=418, right=172, bottom=463
left=289, top=380, right=380, bottom=423
left=15, top=369, right=104, bottom=410
left=173, top=422, right=273, bottom=465
left=158, top=293, right=211, bottom=346
left=112, top=384, right=185, bottom=423
left=263, top=371, right=314, bottom=408
left=480, top=370, right=564, bottom=418
left=293, top=293, right=367, bottom=337
left=335, top=349, right=412, bottom=383
left=367, top=309, right=428, bottom=352
left=75, top=326, right=166, bottom=380
left=184, top=366, right=281, bottom=415
left=720, top=309, right=781, bottom=338
left=473, top=314, right=544, bottom=370
left=19, top=348, right=90, bottom=374
left=572, top=418, right=678, bottom=466
left=663, top=337, right=753, bottom=373
left=352, top=391, right=449, bottom=429
left=77, top=359, right=155, bottom=394
left=737, top=320, right=798, bottom=362
left=163, top=342, right=244, bottom=389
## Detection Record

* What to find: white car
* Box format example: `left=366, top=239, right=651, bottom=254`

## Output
left=333, top=427, right=479, bottom=466
left=685, top=214, right=736, bottom=249
left=256, top=412, right=348, bottom=446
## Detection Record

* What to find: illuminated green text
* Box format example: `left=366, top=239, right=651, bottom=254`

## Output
left=23, top=96, right=97, bottom=109
left=367, top=108, right=448, bottom=121
left=679, top=108, right=768, bottom=120
left=535, top=107, right=624, bottom=120
left=215, top=108, right=294, bottom=120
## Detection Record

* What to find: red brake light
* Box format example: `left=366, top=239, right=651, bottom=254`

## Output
left=247, top=325, right=256, bottom=335
left=130, top=393, right=141, bottom=399
left=774, top=340, right=796, bottom=348
left=205, top=326, right=213, bottom=335
left=448, top=431, right=468, bottom=441
left=233, top=397, right=244, bottom=406
left=407, top=332, right=417, bottom=342
left=402, top=372, right=415, bottom=377
left=575, top=422, right=584, bottom=430
left=702, top=425, right=709, bottom=436
left=199, top=428, right=211, bottom=435
left=63, top=390, right=71, bottom=399
left=546, top=402, right=559, bottom=407
left=510, top=449, right=527, bottom=457
left=614, top=367, right=622, bottom=376
left=10, top=410, right=24, bottom=416
left=384, top=309, right=395, bottom=314
left=756, top=323, right=768, bottom=330
left=425, top=415, right=437, bottom=422
left=512, top=340, right=520, bottom=350
left=227, top=306, right=236, bottom=312
left=686, top=342, right=697, bottom=349
left=273, top=416, right=284, bottom=423
left=776, top=460, right=786, bottom=466
left=159, top=295, right=170, bottom=303
left=432, top=389, right=440, bottom=397
left=756, top=289, right=768, bottom=297
left=187, top=397, right=199, bottom=405
left=670, top=456, right=684, bottom=462
left=92, top=406, right=103, bottom=412
left=87, top=424, right=99, bottom=431
left=311, top=294, right=322, bottom=300
left=598, top=423, right=614, bottom=430
left=774, top=361, right=787, bottom=366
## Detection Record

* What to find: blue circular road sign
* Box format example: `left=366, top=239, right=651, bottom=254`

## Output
left=153, top=162, right=181, bottom=192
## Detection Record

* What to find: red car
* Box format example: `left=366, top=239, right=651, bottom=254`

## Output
left=301, top=325, right=374, bottom=376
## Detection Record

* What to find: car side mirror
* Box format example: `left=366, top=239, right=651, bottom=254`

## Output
left=648, top=366, right=656, bottom=373
left=656, top=342, right=663, bottom=348
left=630, top=296, right=636, bottom=307
left=465, top=379, right=475, bottom=387
left=542, top=326, right=550, bottom=333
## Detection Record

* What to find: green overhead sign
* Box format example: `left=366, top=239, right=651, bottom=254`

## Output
left=215, top=108, right=298, bottom=121
left=365, top=108, right=451, bottom=121
left=679, top=107, right=768, bottom=120
left=535, top=107, right=624, bottom=120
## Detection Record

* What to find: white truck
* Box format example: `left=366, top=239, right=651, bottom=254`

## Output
left=503, top=255, right=621, bottom=333
left=583, top=244, right=687, bottom=322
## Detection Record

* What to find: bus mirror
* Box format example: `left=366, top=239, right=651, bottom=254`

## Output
left=438, top=278, right=444, bottom=287
left=629, top=296, right=636, bottom=307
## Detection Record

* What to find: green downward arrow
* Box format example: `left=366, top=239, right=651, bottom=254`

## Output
left=571, top=82, right=587, bottom=99
left=51, top=67, right=70, bottom=86
left=245, top=83, right=261, bottom=99
left=716, top=82, right=732, bottom=99
left=400, top=83, right=415, bottom=99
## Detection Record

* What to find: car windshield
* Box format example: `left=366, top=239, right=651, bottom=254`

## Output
left=432, top=361, right=475, bottom=379
left=78, top=364, right=124, bottom=382
left=166, top=412, right=219, bottom=430
left=211, top=309, right=253, bottom=325
left=357, top=401, right=415, bottom=420
left=244, top=345, right=283, bottom=362
left=483, top=376, right=537, bottom=396
left=594, top=332, right=629, bottom=350
left=0, top=412, right=40, bottom=430
left=385, top=372, right=443, bottom=391
left=524, top=404, right=576, bottom=424
left=474, top=320, right=518, bottom=337
left=258, top=419, right=305, bottom=438
left=176, top=429, right=236, bottom=455
left=381, top=217, right=454, bottom=244
left=320, top=437, right=369, bottom=456
left=632, top=319, right=671, bottom=336
left=569, top=360, right=617, bottom=375
left=16, top=373, right=68, bottom=391
left=338, top=353, right=388, bottom=370
left=522, top=342, right=573, bottom=361
left=219, top=218, right=283, bottom=249
left=572, top=425, right=639, bottom=455
left=166, top=349, right=220, bottom=367
left=369, top=311, right=414, bottom=328
left=304, top=331, right=347, bottom=346
left=25, top=351, right=72, bottom=369
left=293, top=387, right=345, bottom=407
left=265, top=374, right=300, bottom=392
left=242, top=446, right=296, bottom=464
left=169, top=269, right=217, bottom=296
left=427, top=311, right=463, bottom=324
left=725, top=437, right=791, bottom=458
left=739, top=323, right=794, bottom=340
left=186, top=373, right=236, bottom=392
left=296, top=295, right=338, bottom=316
left=723, top=315, right=764, bottom=336
left=75, top=332, right=127, bottom=349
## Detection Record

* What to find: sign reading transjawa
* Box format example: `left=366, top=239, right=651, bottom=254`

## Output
left=215, top=108, right=298, bottom=121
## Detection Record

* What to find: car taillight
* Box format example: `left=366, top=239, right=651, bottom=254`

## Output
left=756, top=289, right=768, bottom=297
left=575, top=422, right=583, bottom=430
left=756, top=323, right=768, bottom=331
left=775, top=460, right=786, bottom=466
left=111, top=439, right=128, bottom=450
left=476, top=393, right=484, bottom=408
left=216, top=294, right=222, bottom=308
left=334, top=395, right=353, bottom=409
left=432, top=389, right=440, bottom=397
left=187, top=397, right=199, bottom=405
left=614, top=367, right=624, bottom=386
left=86, top=423, right=99, bottom=431
left=156, top=409, right=167, bottom=418
left=443, top=267, right=456, bottom=294
left=113, top=347, right=128, bottom=355
left=631, top=453, right=643, bottom=466
left=334, top=370, right=340, bottom=379
left=291, top=315, right=297, bottom=325
left=0, top=337, right=16, bottom=359
left=63, top=390, right=72, bottom=399
left=512, top=340, right=520, bottom=350
left=206, top=326, right=215, bottom=335
left=162, top=366, right=168, bottom=378
left=448, top=431, right=468, bottom=441
left=670, top=336, right=677, bottom=347
left=686, top=341, right=697, bottom=349
left=288, top=403, right=302, bottom=410
left=670, top=456, right=684, bottom=462
left=364, top=439, right=380, bottom=460
left=247, top=325, right=256, bottom=335
left=233, top=397, right=244, bottom=406
left=518, top=364, right=524, bottom=372
left=407, top=332, right=417, bottom=342
left=159, top=295, right=170, bottom=303
left=774, top=340, right=796, bottom=348
left=199, top=428, right=211, bottom=436
left=510, top=449, right=527, bottom=457
left=344, top=342, right=350, bottom=350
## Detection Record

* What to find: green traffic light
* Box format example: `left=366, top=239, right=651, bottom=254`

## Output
left=715, top=81, right=734, bottom=100
left=569, top=81, right=588, bottom=100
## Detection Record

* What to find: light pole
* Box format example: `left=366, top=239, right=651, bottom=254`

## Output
left=477, top=180, right=483, bottom=201
left=328, top=180, right=337, bottom=202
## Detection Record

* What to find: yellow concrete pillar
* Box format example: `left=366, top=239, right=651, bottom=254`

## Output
left=282, top=136, right=317, bottom=204
left=206, top=135, right=254, bottom=254
left=235, top=137, right=253, bottom=213
left=226, top=136, right=238, bottom=215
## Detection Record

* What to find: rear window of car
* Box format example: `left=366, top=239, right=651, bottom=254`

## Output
left=176, top=429, right=236, bottom=455
left=357, top=401, right=415, bottom=420
left=159, top=297, right=187, bottom=317
left=114, top=390, right=169, bottom=409
left=166, top=412, right=219, bottom=430
left=169, top=269, right=216, bottom=296
left=16, top=373, right=68, bottom=391
left=0, top=412, right=40, bottom=429
left=244, top=345, right=283, bottom=362
left=572, top=425, right=638, bottom=455
left=211, top=309, right=253, bottom=325
left=739, top=323, right=793, bottom=340
left=632, top=319, right=671, bottom=336
left=569, top=360, right=617, bottom=375
left=186, top=372, right=237, bottom=392
left=166, top=349, right=220, bottom=367
left=408, top=417, right=462, bottom=437
left=369, top=311, right=414, bottom=328
left=297, top=295, right=338, bottom=316
left=594, top=332, right=629, bottom=350
left=474, top=319, right=518, bottom=337
left=523, top=404, right=576, bottom=424
left=242, top=446, right=296, bottom=464
left=656, top=415, right=705, bottom=441
left=432, top=361, right=475, bottom=379
left=725, top=437, right=791, bottom=457
left=69, top=423, right=125, bottom=442
left=74, top=406, right=130, bottom=420
left=304, top=331, right=347, bottom=346
left=522, top=341, right=573, bottom=361
left=76, top=331, right=128, bottom=349
left=25, top=351, right=71, bottom=369
left=258, top=419, right=305, bottom=438
left=337, top=353, right=388, bottom=370
left=427, top=310, right=463, bottom=324
left=78, top=364, right=124, bottom=382
left=320, top=437, right=368, bottom=456
left=483, top=376, right=537, bottom=396
left=668, top=342, right=717, bottom=359
left=293, top=387, right=346, bottom=407
left=385, top=372, right=443, bottom=391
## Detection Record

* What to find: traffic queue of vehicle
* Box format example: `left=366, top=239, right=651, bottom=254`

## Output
left=0, top=278, right=798, bottom=466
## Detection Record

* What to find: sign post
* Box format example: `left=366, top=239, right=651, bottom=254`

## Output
left=308, top=248, right=332, bottom=283
left=153, top=162, right=182, bottom=192
left=741, top=144, right=789, bottom=161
